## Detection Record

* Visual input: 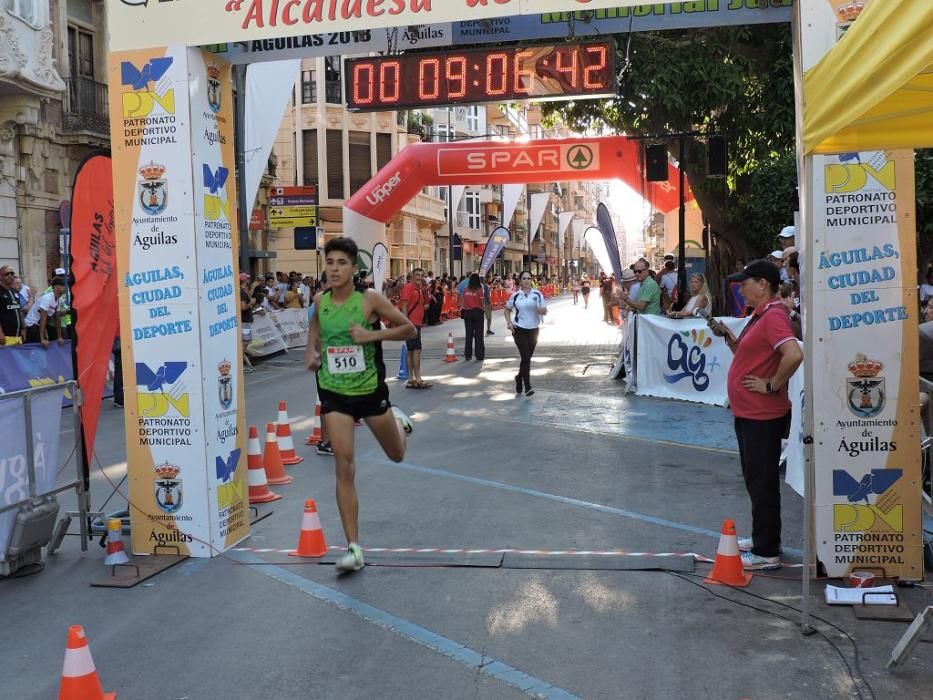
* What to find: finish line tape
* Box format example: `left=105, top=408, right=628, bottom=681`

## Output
left=234, top=546, right=714, bottom=561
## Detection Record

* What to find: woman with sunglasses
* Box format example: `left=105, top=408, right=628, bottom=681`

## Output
left=504, top=271, right=547, bottom=397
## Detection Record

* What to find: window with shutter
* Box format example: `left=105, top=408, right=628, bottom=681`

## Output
left=326, top=129, right=344, bottom=200
left=348, top=131, right=371, bottom=196
left=302, top=129, right=318, bottom=187
left=376, top=133, right=392, bottom=171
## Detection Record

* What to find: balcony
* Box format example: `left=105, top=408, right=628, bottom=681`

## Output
left=63, top=77, right=109, bottom=136
left=0, top=11, right=65, bottom=101
left=401, top=192, right=446, bottom=226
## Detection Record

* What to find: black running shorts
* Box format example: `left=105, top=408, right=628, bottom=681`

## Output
left=318, top=383, right=392, bottom=422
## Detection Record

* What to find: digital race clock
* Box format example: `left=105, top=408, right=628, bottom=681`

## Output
left=345, top=41, right=616, bottom=112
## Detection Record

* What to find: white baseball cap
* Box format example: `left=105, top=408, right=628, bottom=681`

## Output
left=778, top=225, right=796, bottom=239
left=769, top=250, right=784, bottom=260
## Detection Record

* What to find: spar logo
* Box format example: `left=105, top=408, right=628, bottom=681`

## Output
left=365, top=172, right=401, bottom=207
left=833, top=468, right=903, bottom=533
left=121, top=57, right=175, bottom=118
left=664, top=328, right=720, bottom=392
left=825, top=153, right=895, bottom=193
left=135, top=361, right=189, bottom=417
left=566, top=145, right=594, bottom=170
left=203, top=164, right=231, bottom=221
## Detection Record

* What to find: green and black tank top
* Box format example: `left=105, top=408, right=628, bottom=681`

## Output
left=316, top=289, right=385, bottom=395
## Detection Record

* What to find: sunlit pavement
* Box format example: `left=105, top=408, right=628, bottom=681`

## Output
left=2, top=295, right=931, bottom=699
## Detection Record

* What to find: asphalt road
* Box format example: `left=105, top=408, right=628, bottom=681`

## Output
left=2, top=296, right=931, bottom=699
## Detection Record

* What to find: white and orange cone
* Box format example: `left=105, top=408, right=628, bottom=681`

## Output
left=704, top=519, right=753, bottom=587
left=289, top=498, right=328, bottom=558
left=263, top=422, right=293, bottom=485
left=275, top=401, right=303, bottom=465
left=59, top=625, right=115, bottom=700
left=103, top=518, right=129, bottom=566
left=443, top=331, right=458, bottom=363
left=247, top=426, right=281, bottom=504
left=304, top=400, right=323, bottom=446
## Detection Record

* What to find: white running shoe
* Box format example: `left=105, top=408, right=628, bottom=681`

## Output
left=392, top=406, right=413, bottom=434
left=335, top=543, right=364, bottom=573
left=741, top=551, right=781, bottom=571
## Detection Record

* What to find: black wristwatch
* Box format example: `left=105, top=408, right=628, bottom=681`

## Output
left=766, top=379, right=777, bottom=394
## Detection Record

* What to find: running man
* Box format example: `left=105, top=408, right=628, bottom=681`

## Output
left=305, top=237, right=417, bottom=572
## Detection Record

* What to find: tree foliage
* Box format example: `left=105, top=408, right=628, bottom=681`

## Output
left=543, top=23, right=797, bottom=257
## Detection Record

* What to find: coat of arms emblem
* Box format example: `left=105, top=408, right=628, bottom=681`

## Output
left=846, top=354, right=885, bottom=418
left=218, top=359, right=233, bottom=410
left=154, top=463, right=182, bottom=513
left=138, top=162, right=168, bottom=215
left=206, top=63, right=222, bottom=113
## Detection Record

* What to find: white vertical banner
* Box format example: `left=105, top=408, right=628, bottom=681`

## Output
left=583, top=226, right=612, bottom=274
left=189, top=49, right=249, bottom=554
left=501, top=184, right=524, bottom=229
left=784, top=351, right=806, bottom=497
left=245, top=59, right=301, bottom=211
left=572, top=219, right=586, bottom=252
left=528, top=192, right=550, bottom=242
left=109, top=46, right=248, bottom=558
left=450, top=185, right=466, bottom=214
left=808, top=150, right=921, bottom=579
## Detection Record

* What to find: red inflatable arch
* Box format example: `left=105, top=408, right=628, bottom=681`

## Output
left=343, top=136, right=690, bottom=285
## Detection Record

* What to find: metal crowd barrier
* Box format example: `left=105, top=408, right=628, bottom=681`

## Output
left=0, top=381, right=89, bottom=574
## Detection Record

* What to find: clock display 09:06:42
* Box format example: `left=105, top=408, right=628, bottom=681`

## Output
left=345, top=41, right=616, bottom=112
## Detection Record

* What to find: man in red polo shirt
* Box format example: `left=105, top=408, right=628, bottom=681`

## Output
left=711, top=259, right=803, bottom=570
left=400, top=268, right=431, bottom=389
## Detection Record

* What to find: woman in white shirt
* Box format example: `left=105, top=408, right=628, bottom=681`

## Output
left=668, top=273, right=712, bottom=318
left=504, top=271, right=547, bottom=397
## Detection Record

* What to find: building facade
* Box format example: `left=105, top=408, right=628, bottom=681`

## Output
left=0, top=0, right=119, bottom=289
left=271, top=56, right=446, bottom=280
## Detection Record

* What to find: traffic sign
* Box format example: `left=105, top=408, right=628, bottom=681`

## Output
left=269, top=195, right=316, bottom=207
left=269, top=205, right=317, bottom=228
left=271, top=185, right=317, bottom=203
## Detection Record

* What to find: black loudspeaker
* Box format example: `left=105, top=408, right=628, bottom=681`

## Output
left=294, top=227, right=317, bottom=250
left=645, top=144, right=668, bottom=182
left=707, top=136, right=728, bottom=178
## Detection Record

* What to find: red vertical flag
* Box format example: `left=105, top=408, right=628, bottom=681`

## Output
left=70, top=151, right=119, bottom=463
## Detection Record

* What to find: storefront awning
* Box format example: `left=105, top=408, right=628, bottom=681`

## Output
left=803, top=0, right=933, bottom=154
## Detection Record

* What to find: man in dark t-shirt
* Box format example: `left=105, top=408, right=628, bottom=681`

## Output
left=0, top=265, right=23, bottom=345
left=239, top=273, right=255, bottom=372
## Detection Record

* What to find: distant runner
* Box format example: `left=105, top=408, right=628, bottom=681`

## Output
left=580, top=274, right=591, bottom=310
left=505, top=270, right=547, bottom=397
left=305, top=237, right=416, bottom=573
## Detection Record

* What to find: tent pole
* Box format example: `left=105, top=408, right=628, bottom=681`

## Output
left=234, top=65, right=251, bottom=277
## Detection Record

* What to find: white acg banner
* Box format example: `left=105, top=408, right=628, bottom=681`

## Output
left=635, top=315, right=748, bottom=407
left=247, top=309, right=309, bottom=357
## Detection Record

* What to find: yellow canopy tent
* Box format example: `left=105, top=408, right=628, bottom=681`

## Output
left=803, top=0, right=933, bottom=154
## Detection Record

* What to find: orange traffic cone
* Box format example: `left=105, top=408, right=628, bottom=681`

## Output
left=59, top=625, right=115, bottom=700
left=289, top=498, right=328, bottom=558
left=704, top=519, right=753, bottom=586
left=275, top=401, right=304, bottom=465
left=103, top=518, right=129, bottom=566
left=304, top=400, right=323, bottom=445
left=263, top=422, right=293, bottom=485
left=247, top=426, right=281, bottom=504
left=444, top=331, right=458, bottom=363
